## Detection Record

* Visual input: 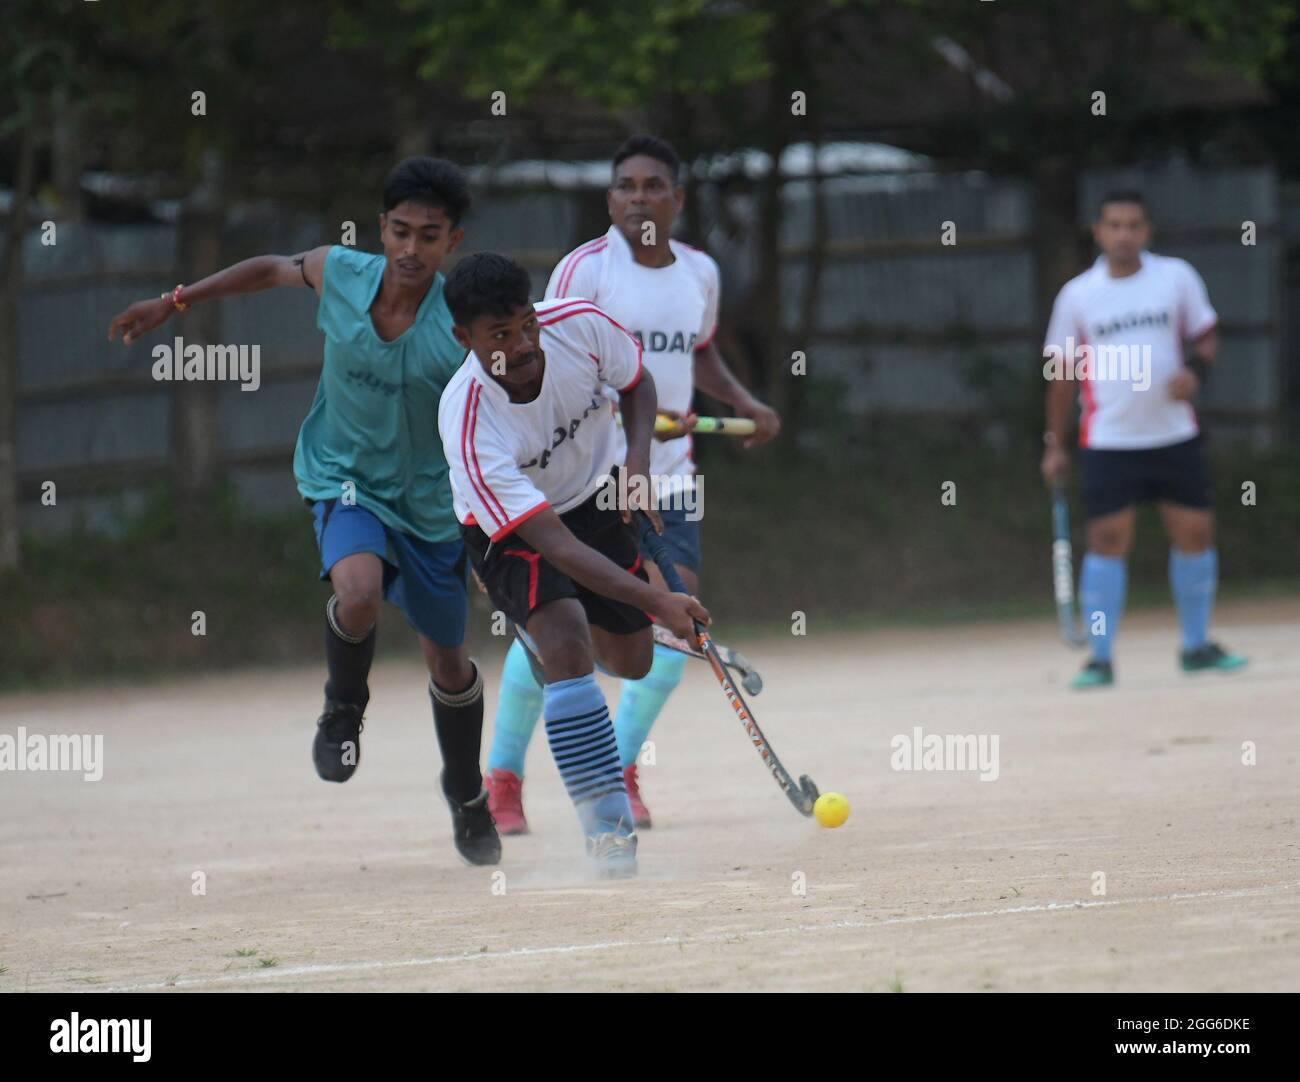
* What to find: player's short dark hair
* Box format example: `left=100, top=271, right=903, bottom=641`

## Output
left=612, top=134, right=681, bottom=184
left=382, top=157, right=471, bottom=224
left=443, top=252, right=533, bottom=326
left=1097, top=189, right=1147, bottom=218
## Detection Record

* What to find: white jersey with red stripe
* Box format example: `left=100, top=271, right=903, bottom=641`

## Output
left=546, top=225, right=719, bottom=496
left=438, top=298, right=645, bottom=543
left=1043, top=250, right=1217, bottom=450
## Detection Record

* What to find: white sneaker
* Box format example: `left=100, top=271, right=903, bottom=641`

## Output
left=586, top=831, right=638, bottom=879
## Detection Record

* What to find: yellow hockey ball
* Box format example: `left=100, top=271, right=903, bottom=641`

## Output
left=814, top=792, right=850, bottom=828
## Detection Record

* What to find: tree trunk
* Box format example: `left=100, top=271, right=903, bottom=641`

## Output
left=0, top=119, right=38, bottom=571
left=790, top=125, right=827, bottom=444
left=395, top=90, right=431, bottom=159
left=1032, top=153, right=1084, bottom=326
left=172, top=149, right=225, bottom=523
left=51, top=85, right=85, bottom=223
left=665, top=90, right=703, bottom=246
left=753, top=11, right=804, bottom=440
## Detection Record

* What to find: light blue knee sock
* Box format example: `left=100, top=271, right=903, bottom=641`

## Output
left=1080, top=553, right=1127, bottom=663
left=543, top=673, right=632, bottom=836
left=1169, top=547, right=1217, bottom=651
left=614, top=644, right=687, bottom=768
left=487, top=639, right=544, bottom=776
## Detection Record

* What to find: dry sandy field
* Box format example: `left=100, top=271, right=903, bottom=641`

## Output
left=2, top=596, right=1296, bottom=992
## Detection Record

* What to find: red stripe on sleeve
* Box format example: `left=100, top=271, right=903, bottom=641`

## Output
left=556, top=239, right=607, bottom=296
left=1078, top=333, right=1095, bottom=449
left=491, top=501, right=550, bottom=544
left=538, top=305, right=643, bottom=391
left=461, top=386, right=502, bottom=529
left=542, top=297, right=589, bottom=317
left=619, top=351, right=644, bottom=394
left=537, top=305, right=632, bottom=334
left=469, top=384, right=510, bottom=526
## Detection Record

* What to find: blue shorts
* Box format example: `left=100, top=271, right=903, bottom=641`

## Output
left=1079, top=435, right=1213, bottom=520
left=311, top=500, right=468, bottom=647
left=644, top=506, right=702, bottom=572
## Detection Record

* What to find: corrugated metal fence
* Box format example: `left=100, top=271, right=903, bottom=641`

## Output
left=12, top=162, right=1289, bottom=533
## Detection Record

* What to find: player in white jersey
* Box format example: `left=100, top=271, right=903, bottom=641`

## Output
left=1041, top=191, right=1247, bottom=688
left=483, top=135, right=780, bottom=833
left=438, top=252, right=710, bottom=876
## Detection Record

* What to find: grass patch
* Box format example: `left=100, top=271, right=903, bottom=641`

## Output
left=3, top=437, right=1297, bottom=689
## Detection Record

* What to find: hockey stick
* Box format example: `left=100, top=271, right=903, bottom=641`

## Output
left=636, top=512, right=818, bottom=817
left=499, top=562, right=763, bottom=694
left=616, top=414, right=757, bottom=437
left=651, top=625, right=764, bottom=696
left=1051, top=482, right=1088, bottom=648
left=655, top=415, right=756, bottom=437
left=512, top=620, right=763, bottom=696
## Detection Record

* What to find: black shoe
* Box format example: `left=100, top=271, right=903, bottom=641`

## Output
left=443, top=773, right=502, bottom=866
left=1069, top=659, right=1114, bottom=690
left=1180, top=642, right=1249, bottom=674
left=313, top=700, right=364, bottom=782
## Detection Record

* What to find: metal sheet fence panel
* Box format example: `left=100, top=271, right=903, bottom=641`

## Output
left=12, top=163, right=1289, bottom=530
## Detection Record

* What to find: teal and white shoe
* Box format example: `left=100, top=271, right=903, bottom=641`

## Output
left=1180, top=642, right=1249, bottom=674
left=1070, top=659, right=1114, bottom=690
left=587, top=831, right=638, bottom=879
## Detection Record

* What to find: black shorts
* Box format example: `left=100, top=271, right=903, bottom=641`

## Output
left=461, top=483, right=651, bottom=636
left=1079, top=435, right=1213, bottom=520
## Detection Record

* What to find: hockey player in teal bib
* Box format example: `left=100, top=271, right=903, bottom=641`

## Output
left=107, top=158, right=500, bottom=866
left=294, top=243, right=462, bottom=541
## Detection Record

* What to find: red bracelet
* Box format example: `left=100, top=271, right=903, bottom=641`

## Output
left=161, top=284, right=189, bottom=311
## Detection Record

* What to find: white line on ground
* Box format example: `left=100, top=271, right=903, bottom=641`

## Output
left=100, top=879, right=1299, bottom=992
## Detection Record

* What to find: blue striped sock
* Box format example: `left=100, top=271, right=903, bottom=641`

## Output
left=487, top=639, right=544, bottom=776
left=543, top=674, right=632, bottom=837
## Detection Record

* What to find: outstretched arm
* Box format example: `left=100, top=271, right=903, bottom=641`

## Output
left=107, top=245, right=332, bottom=346
left=692, top=341, right=780, bottom=448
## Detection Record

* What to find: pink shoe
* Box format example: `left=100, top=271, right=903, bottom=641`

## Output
left=485, top=769, right=529, bottom=835
left=623, top=764, right=652, bottom=830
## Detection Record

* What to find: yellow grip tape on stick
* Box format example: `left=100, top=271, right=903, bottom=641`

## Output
left=651, top=414, right=757, bottom=436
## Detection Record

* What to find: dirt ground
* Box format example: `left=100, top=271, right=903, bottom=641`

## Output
left=2, top=596, right=1297, bottom=992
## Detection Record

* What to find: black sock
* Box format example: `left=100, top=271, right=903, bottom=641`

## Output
left=430, top=660, right=484, bottom=803
left=324, top=595, right=375, bottom=709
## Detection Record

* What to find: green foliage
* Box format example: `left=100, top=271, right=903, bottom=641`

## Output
left=1130, top=0, right=1295, bottom=82
left=901, top=0, right=1293, bottom=86
left=329, top=0, right=771, bottom=108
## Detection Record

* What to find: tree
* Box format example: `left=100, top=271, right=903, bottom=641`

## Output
left=0, top=1, right=88, bottom=570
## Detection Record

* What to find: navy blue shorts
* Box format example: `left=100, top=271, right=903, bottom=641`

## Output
left=645, top=506, right=702, bottom=572
left=1078, top=435, right=1213, bottom=520
left=311, top=499, right=468, bottom=647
